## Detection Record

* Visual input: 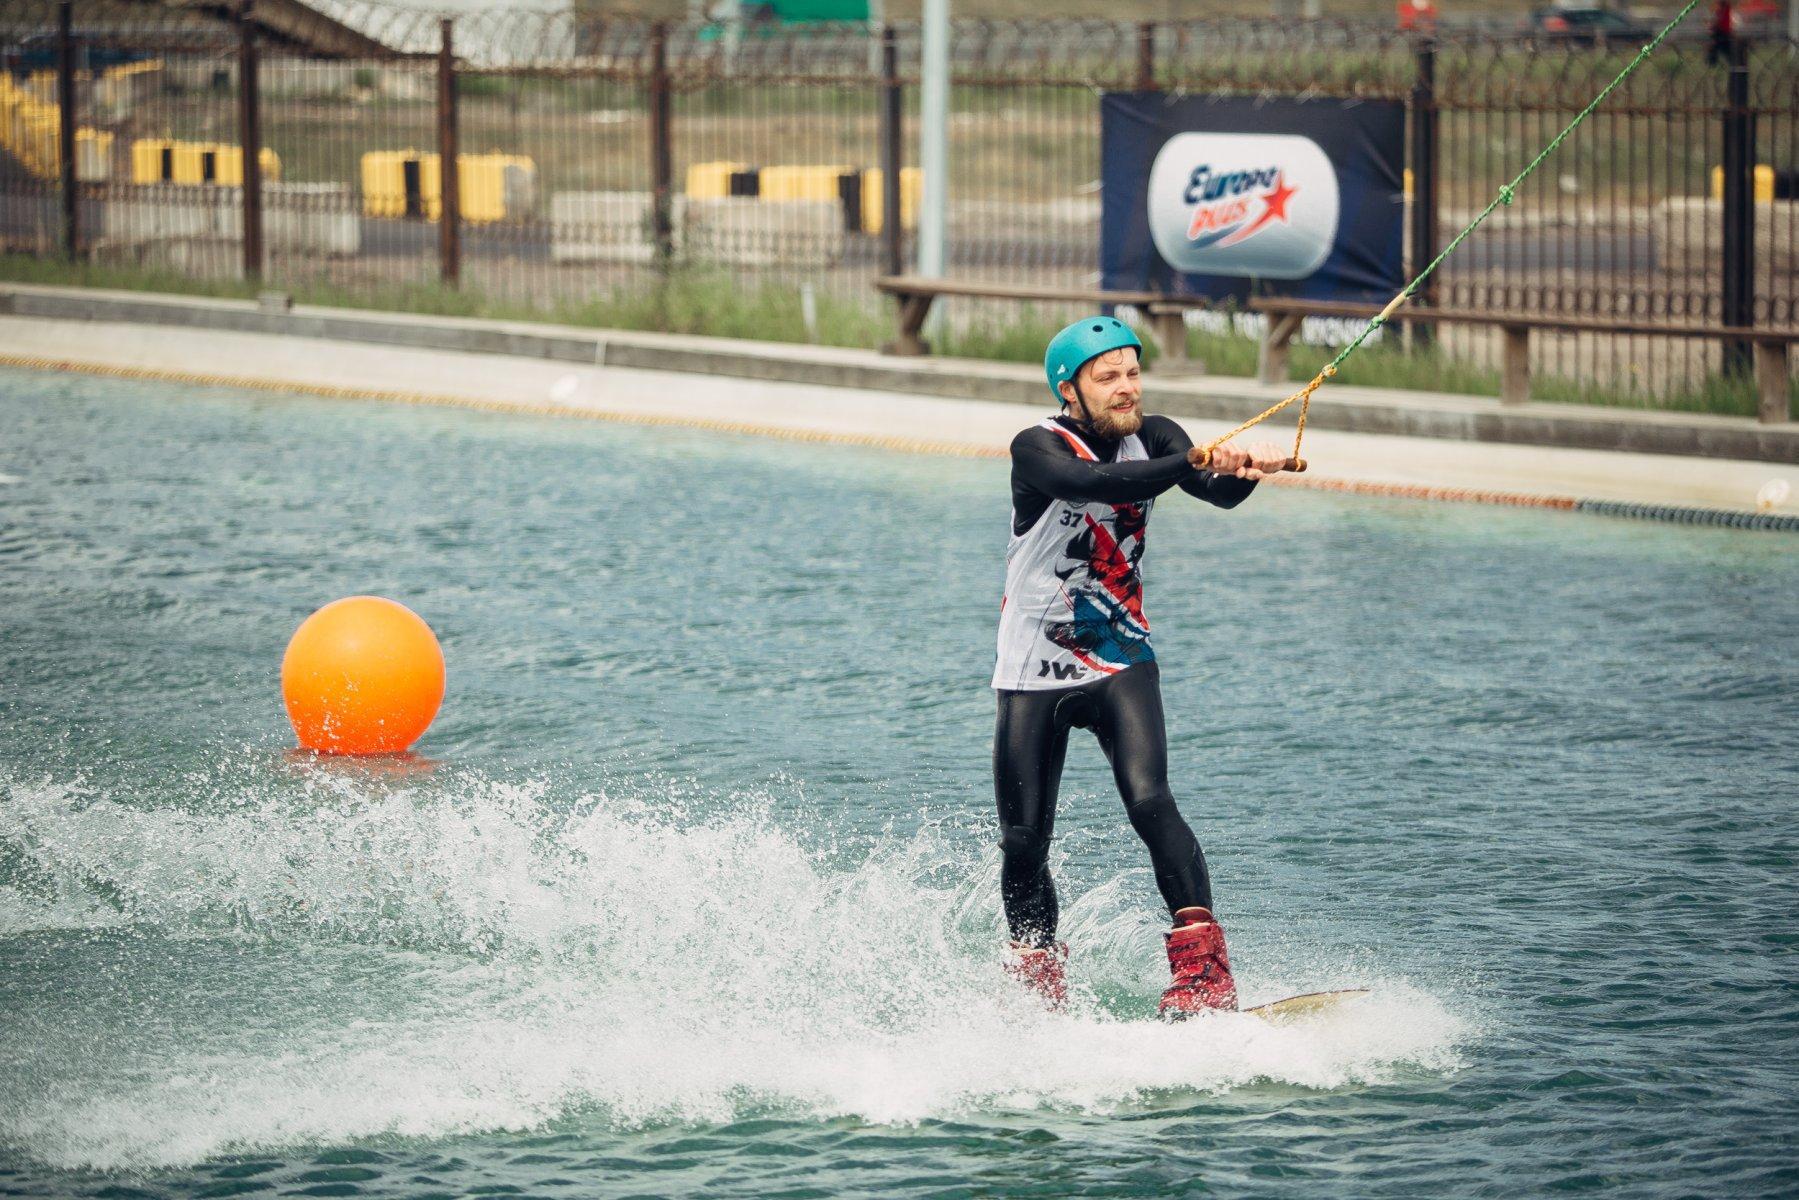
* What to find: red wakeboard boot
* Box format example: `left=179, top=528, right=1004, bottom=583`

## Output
left=1004, top=941, right=1069, bottom=1010
left=1158, top=906, right=1239, bottom=1019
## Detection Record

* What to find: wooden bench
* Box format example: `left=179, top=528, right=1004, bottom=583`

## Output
left=1249, top=297, right=1798, bottom=425
left=874, top=275, right=1212, bottom=372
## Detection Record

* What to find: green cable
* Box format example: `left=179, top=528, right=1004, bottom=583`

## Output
left=1326, top=0, right=1706, bottom=372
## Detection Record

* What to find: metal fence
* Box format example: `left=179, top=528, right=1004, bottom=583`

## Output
left=2, top=1, right=1795, bottom=406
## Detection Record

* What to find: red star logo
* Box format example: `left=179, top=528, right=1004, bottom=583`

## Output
left=1216, top=172, right=1298, bottom=247
left=1260, top=172, right=1296, bottom=223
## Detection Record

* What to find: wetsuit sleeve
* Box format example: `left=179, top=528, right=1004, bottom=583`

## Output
left=1010, top=426, right=1195, bottom=507
left=1138, top=415, right=1257, bottom=510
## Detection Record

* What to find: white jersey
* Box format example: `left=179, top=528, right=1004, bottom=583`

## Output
left=993, top=419, right=1157, bottom=691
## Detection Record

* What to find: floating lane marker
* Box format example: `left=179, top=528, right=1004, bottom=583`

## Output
left=1263, top=474, right=1579, bottom=511
left=1266, top=475, right=1799, bottom=531
left=1570, top=498, right=1799, bottom=532
left=2, top=352, right=1793, bottom=532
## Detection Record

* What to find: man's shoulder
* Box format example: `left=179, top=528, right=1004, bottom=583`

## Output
left=1011, top=419, right=1068, bottom=455
left=1135, top=413, right=1192, bottom=453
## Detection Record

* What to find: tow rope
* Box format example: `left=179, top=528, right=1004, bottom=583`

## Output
left=1192, top=0, right=1707, bottom=472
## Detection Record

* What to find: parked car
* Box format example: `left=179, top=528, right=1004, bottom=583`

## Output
left=1523, top=6, right=1656, bottom=42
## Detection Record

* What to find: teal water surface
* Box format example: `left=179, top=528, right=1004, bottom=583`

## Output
left=2, top=366, right=1796, bottom=1197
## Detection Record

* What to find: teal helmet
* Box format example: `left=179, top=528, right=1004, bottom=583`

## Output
left=1044, top=316, right=1143, bottom=405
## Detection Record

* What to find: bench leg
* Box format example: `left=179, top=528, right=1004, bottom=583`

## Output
left=882, top=293, right=933, bottom=356
left=1755, top=342, right=1791, bottom=425
left=1151, top=311, right=1185, bottom=363
left=1257, top=313, right=1302, bottom=385
left=1147, top=310, right=1204, bottom=375
left=1501, top=324, right=1530, bottom=406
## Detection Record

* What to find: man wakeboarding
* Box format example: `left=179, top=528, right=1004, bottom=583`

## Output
left=994, top=316, right=1294, bottom=1019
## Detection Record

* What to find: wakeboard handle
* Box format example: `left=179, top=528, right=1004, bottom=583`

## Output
left=1189, top=448, right=1308, bottom=475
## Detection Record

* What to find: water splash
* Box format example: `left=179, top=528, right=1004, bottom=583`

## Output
left=0, top=768, right=1472, bottom=1170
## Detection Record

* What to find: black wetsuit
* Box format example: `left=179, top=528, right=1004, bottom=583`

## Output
left=994, top=413, right=1255, bottom=948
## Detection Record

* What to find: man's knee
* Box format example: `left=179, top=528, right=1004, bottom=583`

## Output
left=1112, top=756, right=1172, bottom=812
left=1123, top=788, right=1193, bottom=845
left=999, top=824, right=1051, bottom=870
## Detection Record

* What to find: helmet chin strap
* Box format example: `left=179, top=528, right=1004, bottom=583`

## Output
left=1063, top=382, right=1097, bottom=429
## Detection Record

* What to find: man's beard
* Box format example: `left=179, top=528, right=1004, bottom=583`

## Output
left=1078, top=392, right=1143, bottom=439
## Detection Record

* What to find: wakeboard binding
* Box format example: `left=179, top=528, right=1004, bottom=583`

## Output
left=1158, top=906, right=1239, bottom=1019
left=1005, top=940, right=1069, bottom=1010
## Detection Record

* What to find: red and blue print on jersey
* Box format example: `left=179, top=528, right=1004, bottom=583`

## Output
left=993, top=419, right=1156, bottom=691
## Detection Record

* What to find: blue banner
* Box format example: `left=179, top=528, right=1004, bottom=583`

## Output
left=1100, top=94, right=1405, bottom=303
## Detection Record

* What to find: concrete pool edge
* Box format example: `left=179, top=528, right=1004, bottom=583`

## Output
left=3, top=280, right=1797, bottom=466
left=2, top=311, right=1796, bottom=531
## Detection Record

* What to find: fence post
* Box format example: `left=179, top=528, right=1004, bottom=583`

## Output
left=1407, top=34, right=1438, bottom=350
left=1719, top=33, right=1753, bottom=375
left=237, top=1, right=263, bottom=281
left=56, top=0, right=78, bottom=260
left=1135, top=22, right=1155, bottom=93
left=880, top=23, right=902, bottom=279
left=437, top=18, right=461, bottom=287
left=649, top=22, right=674, bottom=265
left=917, top=0, right=948, bottom=281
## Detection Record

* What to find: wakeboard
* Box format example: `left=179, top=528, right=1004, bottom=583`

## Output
left=1244, top=988, right=1370, bottom=1024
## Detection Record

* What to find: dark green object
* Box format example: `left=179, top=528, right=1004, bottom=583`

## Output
left=764, top=0, right=869, bottom=18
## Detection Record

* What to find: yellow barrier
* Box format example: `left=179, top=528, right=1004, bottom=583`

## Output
left=1710, top=164, right=1778, bottom=204
left=105, top=60, right=164, bottom=80
left=170, top=141, right=210, bottom=184
left=0, top=74, right=115, bottom=180
left=15, top=112, right=60, bottom=177
left=360, top=150, right=414, bottom=217
left=131, top=138, right=171, bottom=184
left=759, top=164, right=855, bottom=203
left=211, top=145, right=281, bottom=186
left=862, top=166, right=922, bottom=234
left=463, top=154, right=534, bottom=223
left=0, top=74, right=62, bottom=177
left=679, top=161, right=921, bottom=233
left=130, top=138, right=281, bottom=185
left=685, top=160, right=748, bottom=199
left=360, top=150, right=537, bottom=223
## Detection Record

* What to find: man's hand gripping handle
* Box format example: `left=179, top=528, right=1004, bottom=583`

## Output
left=1188, top=441, right=1307, bottom=481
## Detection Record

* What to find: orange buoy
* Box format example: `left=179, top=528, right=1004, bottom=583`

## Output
left=281, top=596, right=445, bottom=755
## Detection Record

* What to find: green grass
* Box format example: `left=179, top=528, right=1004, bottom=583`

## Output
left=0, top=252, right=264, bottom=302
left=1528, top=368, right=1790, bottom=419
left=1288, top=336, right=1506, bottom=398
left=548, top=271, right=890, bottom=348
left=1273, top=326, right=1790, bottom=418
left=930, top=305, right=1097, bottom=364
left=0, top=251, right=889, bottom=349
left=3, top=252, right=1788, bottom=418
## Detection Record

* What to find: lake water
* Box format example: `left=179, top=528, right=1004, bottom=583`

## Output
left=2, top=365, right=1795, bottom=1197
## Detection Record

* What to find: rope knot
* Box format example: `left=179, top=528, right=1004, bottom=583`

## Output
left=1498, top=184, right=1515, bottom=206
left=1322, top=365, right=1337, bottom=378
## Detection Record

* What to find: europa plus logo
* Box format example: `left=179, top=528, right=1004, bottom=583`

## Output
left=1146, top=133, right=1340, bottom=279
left=1183, top=165, right=1297, bottom=247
